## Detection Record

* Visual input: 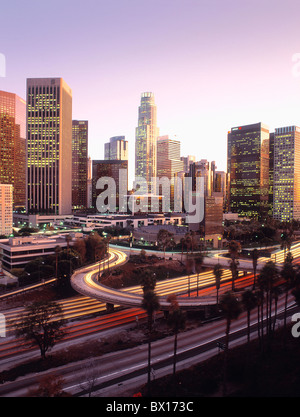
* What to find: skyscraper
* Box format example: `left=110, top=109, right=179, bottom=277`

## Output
left=157, top=136, right=183, bottom=179
left=227, top=122, right=269, bottom=219
left=0, top=184, right=13, bottom=236
left=268, top=132, right=275, bottom=216
left=87, top=156, right=92, bottom=209
left=135, top=92, right=159, bottom=193
left=273, top=126, right=300, bottom=221
left=26, top=78, right=72, bottom=215
left=189, top=159, right=216, bottom=197
left=180, top=155, right=196, bottom=173
left=92, top=160, right=128, bottom=213
left=157, top=135, right=183, bottom=211
left=72, top=120, right=88, bottom=211
left=105, top=136, right=128, bottom=161
left=0, top=90, right=26, bottom=209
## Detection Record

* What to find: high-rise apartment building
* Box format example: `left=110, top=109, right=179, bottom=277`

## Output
left=0, top=184, right=13, bottom=236
left=105, top=136, right=128, bottom=161
left=273, top=126, right=300, bottom=222
left=92, top=160, right=128, bottom=213
left=135, top=92, right=159, bottom=193
left=72, top=120, right=88, bottom=211
left=26, top=78, right=72, bottom=215
left=0, top=90, right=26, bottom=209
left=227, top=122, right=269, bottom=219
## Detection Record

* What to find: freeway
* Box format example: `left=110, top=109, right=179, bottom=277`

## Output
left=0, top=293, right=297, bottom=397
left=70, top=243, right=300, bottom=311
left=0, top=242, right=298, bottom=375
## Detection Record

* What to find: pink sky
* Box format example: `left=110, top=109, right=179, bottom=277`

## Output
left=1, top=0, right=300, bottom=185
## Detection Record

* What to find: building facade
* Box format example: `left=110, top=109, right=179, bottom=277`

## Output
left=227, top=122, right=270, bottom=219
left=26, top=78, right=72, bottom=215
left=180, top=155, right=196, bottom=173
left=135, top=92, right=159, bottom=193
left=0, top=90, right=26, bottom=209
left=92, top=159, right=128, bottom=213
left=72, top=120, right=88, bottom=211
left=189, top=159, right=216, bottom=197
left=157, top=135, right=184, bottom=211
left=0, top=184, right=13, bottom=236
left=105, top=136, right=128, bottom=161
left=273, top=126, right=300, bottom=222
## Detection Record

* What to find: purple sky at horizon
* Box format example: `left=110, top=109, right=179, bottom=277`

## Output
left=1, top=0, right=300, bottom=186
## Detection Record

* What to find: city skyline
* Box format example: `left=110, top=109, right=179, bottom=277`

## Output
left=1, top=0, right=300, bottom=186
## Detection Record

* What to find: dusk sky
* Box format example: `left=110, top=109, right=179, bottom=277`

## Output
left=1, top=0, right=300, bottom=186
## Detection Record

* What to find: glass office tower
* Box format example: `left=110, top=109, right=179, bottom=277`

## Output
left=135, top=92, right=159, bottom=193
left=228, top=122, right=270, bottom=219
left=72, top=120, right=88, bottom=211
left=0, top=90, right=26, bottom=209
left=105, top=136, right=128, bottom=161
left=26, top=78, right=72, bottom=215
left=273, top=126, right=300, bottom=222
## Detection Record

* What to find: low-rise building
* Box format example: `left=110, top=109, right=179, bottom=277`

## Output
left=0, top=233, right=82, bottom=270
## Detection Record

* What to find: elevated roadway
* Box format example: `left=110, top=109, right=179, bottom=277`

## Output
left=71, top=243, right=300, bottom=312
left=71, top=248, right=218, bottom=311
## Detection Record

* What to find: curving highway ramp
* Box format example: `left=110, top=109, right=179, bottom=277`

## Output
left=71, top=247, right=217, bottom=311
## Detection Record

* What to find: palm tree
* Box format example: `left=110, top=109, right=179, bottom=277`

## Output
left=213, top=263, right=223, bottom=306
left=227, top=240, right=241, bottom=291
left=141, top=290, right=160, bottom=395
left=185, top=258, right=194, bottom=297
left=166, top=294, right=186, bottom=376
left=157, top=229, right=175, bottom=260
left=280, top=252, right=296, bottom=342
left=104, top=234, right=111, bottom=273
left=95, top=240, right=106, bottom=278
left=242, top=290, right=257, bottom=344
left=180, top=237, right=185, bottom=263
left=251, top=248, right=259, bottom=290
left=54, top=245, right=62, bottom=279
left=219, top=291, right=242, bottom=396
left=257, top=260, right=278, bottom=340
left=184, top=232, right=192, bottom=258
left=194, top=255, right=203, bottom=296
left=65, top=234, right=72, bottom=258
left=139, top=269, right=157, bottom=294
left=280, top=230, right=293, bottom=259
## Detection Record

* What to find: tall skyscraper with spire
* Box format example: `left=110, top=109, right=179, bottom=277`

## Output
left=135, top=92, right=159, bottom=193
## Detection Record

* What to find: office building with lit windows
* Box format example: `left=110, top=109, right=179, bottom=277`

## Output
left=0, top=90, right=26, bottom=209
left=0, top=184, right=13, bottom=236
left=268, top=132, right=275, bottom=216
left=135, top=92, right=159, bottom=193
left=157, top=135, right=183, bottom=210
left=105, top=136, right=128, bottom=161
left=157, top=135, right=183, bottom=179
left=189, top=159, right=216, bottom=197
left=72, top=120, right=88, bottom=211
left=26, top=78, right=72, bottom=215
left=227, top=122, right=270, bottom=219
left=273, top=126, right=300, bottom=222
